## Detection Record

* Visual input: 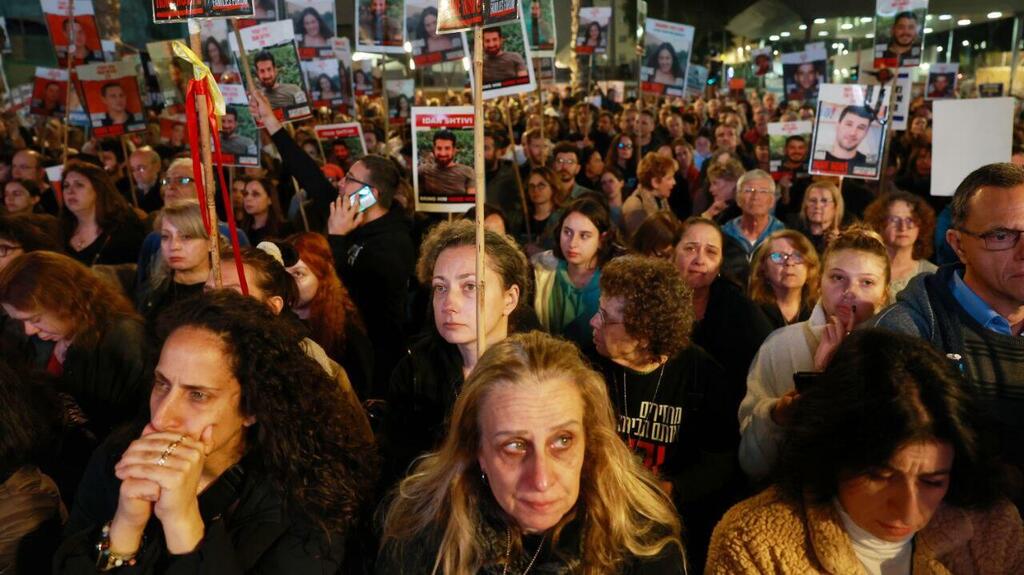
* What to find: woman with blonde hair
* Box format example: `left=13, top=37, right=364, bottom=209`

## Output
left=739, top=226, right=892, bottom=480
left=793, top=179, right=844, bottom=255
left=378, top=331, right=686, bottom=574
left=748, top=229, right=820, bottom=329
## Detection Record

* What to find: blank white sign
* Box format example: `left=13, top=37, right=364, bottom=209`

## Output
left=931, top=98, right=1013, bottom=197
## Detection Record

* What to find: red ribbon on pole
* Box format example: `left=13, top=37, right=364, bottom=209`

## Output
left=184, top=76, right=249, bottom=295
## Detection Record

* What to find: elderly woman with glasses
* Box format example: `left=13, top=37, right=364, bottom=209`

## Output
left=864, top=191, right=937, bottom=297
left=378, top=332, right=686, bottom=574
left=748, top=230, right=821, bottom=329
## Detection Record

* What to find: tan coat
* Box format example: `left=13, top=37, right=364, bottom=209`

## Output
left=706, top=487, right=1024, bottom=574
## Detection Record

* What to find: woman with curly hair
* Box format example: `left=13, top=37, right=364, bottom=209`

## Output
left=748, top=229, right=820, bottom=329
left=385, top=219, right=530, bottom=482
left=590, top=254, right=737, bottom=569
left=286, top=232, right=373, bottom=398
left=60, top=160, right=146, bottom=266
left=0, top=251, right=149, bottom=441
left=54, top=290, right=379, bottom=572
left=378, top=331, right=686, bottom=574
left=863, top=190, right=937, bottom=297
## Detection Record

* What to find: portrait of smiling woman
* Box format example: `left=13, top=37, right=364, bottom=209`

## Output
left=378, top=331, right=686, bottom=574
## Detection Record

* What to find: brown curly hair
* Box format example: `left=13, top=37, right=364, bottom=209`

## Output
left=863, top=191, right=936, bottom=260
left=599, top=255, right=694, bottom=364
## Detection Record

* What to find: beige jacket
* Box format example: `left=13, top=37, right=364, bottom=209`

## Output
left=706, top=487, right=1024, bottom=574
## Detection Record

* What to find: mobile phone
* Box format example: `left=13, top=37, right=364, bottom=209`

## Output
left=348, top=185, right=377, bottom=213
left=793, top=371, right=822, bottom=394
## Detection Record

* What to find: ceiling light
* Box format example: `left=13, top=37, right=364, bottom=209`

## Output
left=799, top=24, right=807, bottom=30
left=987, top=12, right=1002, bottom=19
left=769, top=34, right=780, bottom=41
left=923, top=27, right=933, bottom=34
left=860, top=17, right=873, bottom=23
left=780, top=31, right=791, bottom=37
left=936, top=46, right=943, bottom=52
left=865, top=32, right=874, bottom=39
left=813, top=18, right=826, bottom=24
left=818, top=30, right=829, bottom=36
left=962, top=39, right=970, bottom=47
left=957, top=19, right=971, bottom=26
left=938, top=14, right=952, bottom=21
left=840, top=23, right=853, bottom=30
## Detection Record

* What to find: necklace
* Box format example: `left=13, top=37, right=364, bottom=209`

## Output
left=500, top=527, right=546, bottom=575
left=620, top=362, right=666, bottom=442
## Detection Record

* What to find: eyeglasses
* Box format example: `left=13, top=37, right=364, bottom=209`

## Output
left=806, top=197, right=833, bottom=206
left=0, top=244, right=22, bottom=257
left=957, top=227, right=1023, bottom=251
left=885, top=216, right=917, bottom=229
left=160, top=176, right=195, bottom=187
left=344, top=174, right=374, bottom=188
left=768, top=251, right=805, bottom=265
left=740, top=187, right=775, bottom=196
left=555, top=157, right=578, bottom=166
left=616, top=142, right=633, bottom=150
left=595, top=307, right=623, bottom=325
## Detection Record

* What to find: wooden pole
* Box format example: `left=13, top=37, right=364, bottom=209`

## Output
left=120, top=135, right=138, bottom=208
left=473, top=24, right=487, bottom=359
left=0, top=51, right=11, bottom=108
left=503, top=97, right=531, bottom=241
left=877, top=79, right=900, bottom=192
left=380, top=56, right=389, bottom=150
left=189, top=19, right=221, bottom=287
left=61, top=0, right=75, bottom=170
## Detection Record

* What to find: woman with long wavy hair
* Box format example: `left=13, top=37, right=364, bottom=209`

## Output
left=286, top=231, right=373, bottom=398
left=60, top=159, right=146, bottom=266
left=378, top=331, right=685, bottom=574
left=54, top=290, right=379, bottom=572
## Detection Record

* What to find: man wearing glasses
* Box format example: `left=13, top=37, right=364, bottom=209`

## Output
left=128, top=147, right=164, bottom=213
left=721, top=170, right=785, bottom=257
left=874, top=163, right=1024, bottom=486
left=551, top=142, right=595, bottom=201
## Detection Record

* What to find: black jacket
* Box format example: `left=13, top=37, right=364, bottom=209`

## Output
left=329, top=209, right=416, bottom=399
left=271, top=129, right=334, bottom=234
left=55, top=435, right=346, bottom=574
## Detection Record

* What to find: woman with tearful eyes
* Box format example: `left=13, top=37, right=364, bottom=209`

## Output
left=385, top=220, right=530, bottom=484
left=378, top=332, right=687, bottom=574
left=54, top=291, right=379, bottom=573
left=708, top=329, right=1024, bottom=574
left=739, top=226, right=893, bottom=480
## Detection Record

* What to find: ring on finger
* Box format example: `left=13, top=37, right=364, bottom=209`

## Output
left=155, top=434, right=187, bottom=466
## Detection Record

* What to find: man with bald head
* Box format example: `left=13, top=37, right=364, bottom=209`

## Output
left=129, top=147, right=164, bottom=212
left=12, top=149, right=58, bottom=215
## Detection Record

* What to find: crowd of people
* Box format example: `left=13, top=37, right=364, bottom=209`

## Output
left=0, top=77, right=1023, bottom=574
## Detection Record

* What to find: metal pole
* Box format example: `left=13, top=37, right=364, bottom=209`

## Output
left=1009, top=13, right=1022, bottom=97
left=189, top=19, right=221, bottom=287
left=473, top=24, right=487, bottom=359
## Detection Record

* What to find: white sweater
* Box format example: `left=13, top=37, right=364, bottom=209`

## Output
left=738, top=302, right=827, bottom=479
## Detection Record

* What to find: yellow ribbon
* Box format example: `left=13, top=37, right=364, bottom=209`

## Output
left=170, top=40, right=226, bottom=117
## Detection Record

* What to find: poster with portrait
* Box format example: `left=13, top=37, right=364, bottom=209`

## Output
left=333, top=37, right=356, bottom=105
left=286, top=0, right=336, bottom=60
left=230, top=20, right=312, bottom=123
left=76, top=59, right=147, bottom=137
left=146, top=41, right=190, bottom=109
left=640, top=18, right=692, bottom=97
left=213, top=84, right=260, bottom=168
left=42, top=0, right=105, bottom=67
left=406, top=0, right=467, bottom=67
left=387, top=79, right=415, bottom=126
left=752, top=47, right=773, bottom=76
left=199, top=20, right=242, bottom=85
left=575, top=7, right=610, bottom=55
left=352, top=59, right=379, bottom=97
left=302, top=58, right=347, bottom=112
left=468, top=19, right=536, bottom=100
left=685, top=64, right=707, bottom=98
left=596, top=80, right=625, bottom=103
left=356, top=0, right=405, bottom=54
left=0, top=18, right=11, bottom=53
left=522, top=0, right=555, bottom=55
left=873, top=0, right=927, bottom=69
left=890, top=67, right=913, bottom=131
left=151, top=0, right=254, bottom=23
left=781, top=43, right=827, bottom=104
left=767, top=121, right=813, bottom=175
left=314, top=122, right=367, bottom=164
left=158, top=112, right=188, bottom=148
left=136, top=51, right=166, bottom=109
left=533, top=56, right=554, bottom=82
left=925, top=62, right=957, bottom=100
left=411, top=106, right=476, bottom=213
left=30, top=68, right=69, bottom=118
left=436, top=0, right=521, bottom=33
left=809, top=83, right=891, bottom=179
